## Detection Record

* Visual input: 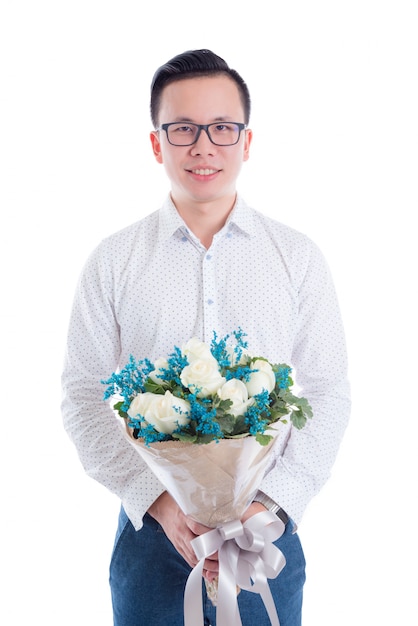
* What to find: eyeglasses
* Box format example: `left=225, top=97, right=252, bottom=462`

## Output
left=158, top=122, right=246, bottom=146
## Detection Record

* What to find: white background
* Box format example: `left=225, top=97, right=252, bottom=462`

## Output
left=1, top=1, right=417, bottom=624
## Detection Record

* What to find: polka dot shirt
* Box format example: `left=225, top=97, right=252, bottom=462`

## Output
left=61, top=195, right=350, bottom=529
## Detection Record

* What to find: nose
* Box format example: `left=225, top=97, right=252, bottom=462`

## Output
left=190, top=127, right=217, bottom=155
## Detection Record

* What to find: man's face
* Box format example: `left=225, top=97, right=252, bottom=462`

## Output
left=150, top=74, right=252, bottom=208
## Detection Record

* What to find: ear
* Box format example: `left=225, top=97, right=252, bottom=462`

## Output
left=150, top=130, right=163, bottom=164
left=243, top=128, right=253, bottom=162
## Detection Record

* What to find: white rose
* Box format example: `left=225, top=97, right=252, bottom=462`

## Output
left=245, top=359, right=276, bottom=397
left=148, top=357, right=170, bottom=385
left=127, top=390, right=190, bottom=435
left=180, top=358, right=225, bottom=397
left=217, top=378, right=254, bottom=417
left=182, top=337, right=213, bottom=363
left=127, top=392, right=156, bottom=418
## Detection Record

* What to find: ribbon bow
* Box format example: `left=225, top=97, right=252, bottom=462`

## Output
left=184, top=510, right=286, bottom=626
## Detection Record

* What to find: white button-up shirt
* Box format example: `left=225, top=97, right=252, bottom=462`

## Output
left=62, top=195, right=350, bottom=529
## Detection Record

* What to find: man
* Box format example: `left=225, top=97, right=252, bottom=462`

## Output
left=62, top=49, right=350, bottom=626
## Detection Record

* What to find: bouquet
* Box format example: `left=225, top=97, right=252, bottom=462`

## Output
left=102, top=329, right=312, bottom=626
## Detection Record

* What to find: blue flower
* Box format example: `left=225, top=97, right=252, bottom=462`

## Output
left=244, top=390, right=271, bottom=435
left=275, top=366, right=292, bottom=389
left=210, top=327, right=248, bottom=371
left=102, top=355, right=154, bottom=411
left=189, top=395, right=224, bottom=439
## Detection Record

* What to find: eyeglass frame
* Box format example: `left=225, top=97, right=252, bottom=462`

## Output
left=157, top=122, right=247, bottom=146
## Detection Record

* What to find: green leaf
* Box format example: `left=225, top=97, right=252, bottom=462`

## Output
left=143, top=379, right=167, bottom=394
left=230, top=414, right=247, bottom=435
left=268, top=409, right=288, bottom=423
left=196, top=433, right=220, bottom=444
left=278, top=389, right=299, bottom=404
left=255, top=432, right=273, bottom=446
left=290, top=408, right=308, bottom=430
left=113, top=401, right=129, bottom=419
left=216, top=413, right=236, bottom=434
left=296, top=397, right=314, bottom=419
left=269, top=404, right=289, bottom=419
left=172, top=432, right=197, bottom=443
left=216, top=399, right=233, bottom=413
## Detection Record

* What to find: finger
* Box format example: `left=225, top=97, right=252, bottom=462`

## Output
left=186, top=517, right=212, bottom=535
left=204, top=570, right=218, bottom=582
left=204, top=558, right=219, bottom=574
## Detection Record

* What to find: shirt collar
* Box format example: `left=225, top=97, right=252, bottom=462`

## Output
left=158, top=194, right=256, bottom=244
left=158, top=196, right=187, bottom=244
left=225, top=195, right=256, bottom=238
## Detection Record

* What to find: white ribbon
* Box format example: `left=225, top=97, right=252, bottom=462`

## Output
left=184, top=510, right=286, bottom=626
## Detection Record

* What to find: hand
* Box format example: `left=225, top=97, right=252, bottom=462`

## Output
left=147, top=492, right=219, bottom=580
left=240, top=500, right=268, bottom=523
left=198, top=502, right=268, bottom=582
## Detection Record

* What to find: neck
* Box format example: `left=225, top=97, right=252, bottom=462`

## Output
left=171, top=193, right=236, bottom=249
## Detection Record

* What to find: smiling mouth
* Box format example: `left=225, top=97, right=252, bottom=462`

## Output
left=190, top=168, right=219, bottom=176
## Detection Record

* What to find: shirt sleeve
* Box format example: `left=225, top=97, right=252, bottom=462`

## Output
left=61, top=244, right=165, bottom=530
left=259, top=240, right=351, bottom=525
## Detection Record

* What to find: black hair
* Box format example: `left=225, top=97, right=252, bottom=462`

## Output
left=150, top=49, right=251, bottom=128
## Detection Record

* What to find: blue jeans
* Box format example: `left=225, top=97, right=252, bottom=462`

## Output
left=110, top=508, right=306, bottom=626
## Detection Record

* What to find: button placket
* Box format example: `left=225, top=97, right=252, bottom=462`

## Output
left=202, top=250, right=218, bottom=341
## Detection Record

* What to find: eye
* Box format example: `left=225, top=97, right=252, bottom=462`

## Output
left=214, top=124, right=232, bottom=132
left=211, top=123, right=239, bottom=135
left=171, top=124, right=195, bottom=134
